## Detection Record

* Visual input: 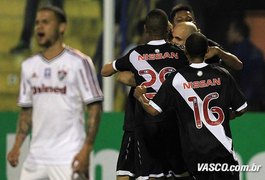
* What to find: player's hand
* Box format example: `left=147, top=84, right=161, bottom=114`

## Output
left=205, top=46, right=220, bottom=60
left=7, top=147, right=20, bottom=167
left=72, top=150, right=89, bottom=179
left=134, top=85, right=146, bottom=100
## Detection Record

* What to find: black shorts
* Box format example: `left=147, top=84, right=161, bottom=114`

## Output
left=135, top=121, right=188, bottom=179
left=163, top=121, right=188, bottom=178
left=116, top=131, right=136, bottom=178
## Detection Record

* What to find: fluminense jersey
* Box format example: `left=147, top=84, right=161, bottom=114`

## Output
left=18, top=46, right=103, bottom=165
left=150, top=63, right=247, bottom=172
left=113, top=40, right=188, bottom=126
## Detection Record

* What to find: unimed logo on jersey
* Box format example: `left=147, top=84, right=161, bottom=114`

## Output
left=32, top=84, right=67, bottom=94
left=138, top=52, right=179, bottom=61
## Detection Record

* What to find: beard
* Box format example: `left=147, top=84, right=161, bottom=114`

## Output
left=37, top=30, right=61, bottom=48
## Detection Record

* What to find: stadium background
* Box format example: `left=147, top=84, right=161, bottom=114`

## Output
left=0, top=0, right=264, bottom=179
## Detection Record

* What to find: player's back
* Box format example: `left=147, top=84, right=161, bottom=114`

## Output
left=115, top=40, right=188, bottom=125
left=132, top=41, right=188, bottom=125
left=131, top=42, right=187, bottom=94
left=114, top=41, right=189, bottom=175
left=170, top=63, right=246, bottom=171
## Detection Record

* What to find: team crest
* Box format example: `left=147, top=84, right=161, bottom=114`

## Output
left=58, top=70, right=67, bottom=81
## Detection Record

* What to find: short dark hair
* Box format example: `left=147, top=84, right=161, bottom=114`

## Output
left=38, top=5, right=67, bottom=23
left=170, top=3, right=194, bottom=23
left=185, top=32, right=208, bottom=59
left=145, top=9, right=168, bottom=36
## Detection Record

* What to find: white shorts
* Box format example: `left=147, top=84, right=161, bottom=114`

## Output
left=20, top=162, right=86, bottom=180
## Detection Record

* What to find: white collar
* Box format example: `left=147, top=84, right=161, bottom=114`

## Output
left=147, top=40, right=166, bottom=45
left=189, top=62, right=208, bottom=68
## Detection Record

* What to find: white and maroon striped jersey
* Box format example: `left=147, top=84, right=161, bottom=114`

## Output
left=18, top=46, right=103, bottom=165
left=150, top=62, right=247, bottom=172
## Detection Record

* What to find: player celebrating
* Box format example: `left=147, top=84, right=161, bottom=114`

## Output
left=7, top=5, right=103, bottom=180
left=102, top=9, right=189, bottom=180
left=134, top=32, right=247, bottom=180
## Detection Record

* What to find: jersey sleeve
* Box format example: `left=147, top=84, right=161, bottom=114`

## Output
left=113, top=52, right=132, bottom=71
left=149, top=73, right=175, bottom=113
left=17, top=63, right=33, bottom=107
left=77, top=56, right=104, bottom=104
left=228, top=73, right=247, bottom=112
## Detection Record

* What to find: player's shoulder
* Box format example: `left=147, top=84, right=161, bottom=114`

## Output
left=209, top=64, right=232, bottom=77
left=64, top=46, right=93, bottom=64
left=168, top=43, right=184, bottom=51
left=65, top=46, right=90, bottom=59
left=22, top=52, right=42, bottom=66
left=134, top=42, right=183, bottom=50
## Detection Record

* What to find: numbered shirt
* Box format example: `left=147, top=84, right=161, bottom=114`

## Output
left=113, top=40, right=188, bottom=125
left=149, top=63, right=247, bottom=172
left=18, top=46, right=103, bottom=165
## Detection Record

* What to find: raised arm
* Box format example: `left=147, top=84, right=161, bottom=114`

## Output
left=205, top=46, right=243, bottom=70
left=7, top=107, right=32, bottom=167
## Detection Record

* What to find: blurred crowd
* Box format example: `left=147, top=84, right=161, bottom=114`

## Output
left=10, top=0, right=265, bottom=111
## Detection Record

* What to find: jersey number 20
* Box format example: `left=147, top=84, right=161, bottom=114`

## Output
left=139, top=67, right=176, bottom=99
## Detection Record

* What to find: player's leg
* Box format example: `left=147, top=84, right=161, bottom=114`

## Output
left=20, top=162, right=49, bottom=180
left=134, top=123, right=166, bottom=179
left=191, top=172, right=212, bottom=180
left=117, top=175, right=135, bottom=180
left=167, top=175, right=193, bottom=180
left=213, top=171, right=239, bottom=180
left=163, top=120, right=191, bottom=180
left=192, top=171, right=239, bottom=180
left=116, top=131, right=136, bottom=180
left=149, top=177, right=166, bottom=180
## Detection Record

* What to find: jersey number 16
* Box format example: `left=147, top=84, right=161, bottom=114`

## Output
left=188, top=92, right=224, bottom=129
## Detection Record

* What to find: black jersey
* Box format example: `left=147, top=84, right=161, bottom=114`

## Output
left=114, top=40, right=188, bottom=126
left=150, top=63, right=247, bottom=172
left=123, top=87, right=136, bottom=131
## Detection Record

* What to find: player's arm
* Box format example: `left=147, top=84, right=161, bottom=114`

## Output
left=205, top=46, right=243, bottom=70
left=117, top=71, right=136, bottom=87
left=101, top=62, right=117, bottom=77
left=229, top=103, right=248, bottom=120
left=134, top=86, right=160, bottom=116
left=72, top=101, right=102, bottom=176
left=7, top=107, right=32, bottom=167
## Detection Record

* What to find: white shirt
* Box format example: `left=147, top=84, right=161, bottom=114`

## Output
left=18, top=47, right=103, bottom=165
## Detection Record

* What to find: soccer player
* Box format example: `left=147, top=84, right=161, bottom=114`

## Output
left=9, top=0, right=64, bottom=55
left=171, top=21, right=243, bottom=71
left=102, top=9, right=189, bottom=180
left=169, top=3, right=195, bottom=27
left=169, top=4, right=243, bottom=71
left=134, top=32, right=247, bottom=180
left=7, top=5, right=103, bottom=180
